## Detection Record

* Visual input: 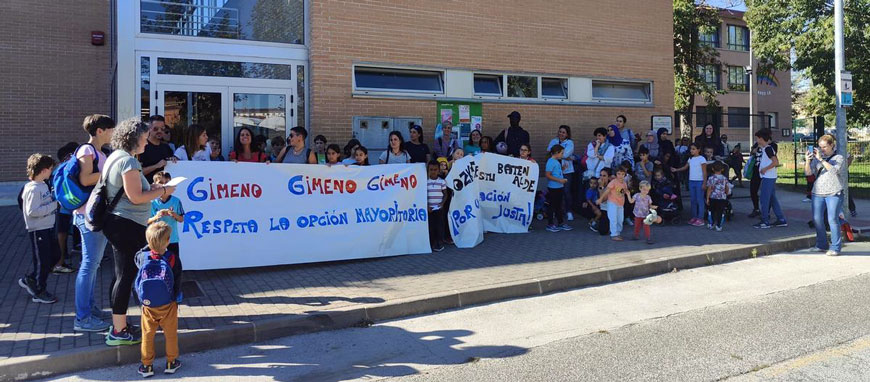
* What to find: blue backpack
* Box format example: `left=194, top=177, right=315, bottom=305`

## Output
left=135, top=253, right=175, bottom=308
left=52, top=144, right=99, bottom=210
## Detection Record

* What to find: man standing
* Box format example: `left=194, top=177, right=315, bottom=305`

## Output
left=494, top=111, right=530, bottom=157
left=139, top=115, right=175, bottom=183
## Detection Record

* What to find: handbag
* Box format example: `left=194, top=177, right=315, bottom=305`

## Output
left=84, top=154, right=126, bottom=232
left=743, top=155, right=756, bottom=179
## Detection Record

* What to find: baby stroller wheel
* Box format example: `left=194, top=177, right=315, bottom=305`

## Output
left=536, top=213, right=545, bottom=221
left=671, top=216, right=680, bottom=225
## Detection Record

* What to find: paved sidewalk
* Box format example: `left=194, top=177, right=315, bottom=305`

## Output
left=0, top=186, right=865, bottom=364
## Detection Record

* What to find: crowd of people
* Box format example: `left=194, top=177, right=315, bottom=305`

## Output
left=16, top=110, right=852, bottom=377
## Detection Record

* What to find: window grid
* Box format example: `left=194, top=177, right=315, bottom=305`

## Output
left=727, top=66, right=748, bottom=92
left=727, top=25, right=749, bottom=51
left=699, top=26, right=720, bottom=48
left=698, top=65, right=720, bottom=89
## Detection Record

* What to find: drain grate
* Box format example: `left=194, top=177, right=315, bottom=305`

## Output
left=181, top=281, right=205, bottom=298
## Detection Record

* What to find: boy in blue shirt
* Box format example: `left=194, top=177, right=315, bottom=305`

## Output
left=148, top=172, right=184, bottom=257
left=545, top=145, right=572, bottom=232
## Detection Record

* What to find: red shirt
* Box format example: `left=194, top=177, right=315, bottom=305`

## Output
left=229, top=150, right=267, bottom=163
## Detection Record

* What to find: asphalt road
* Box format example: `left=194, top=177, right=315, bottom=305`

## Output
left=39, top=243, right=870, bottom=382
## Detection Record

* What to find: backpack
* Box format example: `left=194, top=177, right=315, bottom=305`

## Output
left=53, top=144, right=99, bottom=210
left=83, top=154, right=125, bottom=232
left=134, top=252, right=175, bottom=308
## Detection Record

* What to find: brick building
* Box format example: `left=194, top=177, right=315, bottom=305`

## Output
left=0, top=0, right=675, bottom=181
left=693, top=8, right=792, bottom=149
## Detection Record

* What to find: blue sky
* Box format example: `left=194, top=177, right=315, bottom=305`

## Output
left=702, top=0, right=747, bottom=11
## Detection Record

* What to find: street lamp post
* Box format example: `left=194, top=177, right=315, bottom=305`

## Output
left=834, top=0, right=849, bottom=214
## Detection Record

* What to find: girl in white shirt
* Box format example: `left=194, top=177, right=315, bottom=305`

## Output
left=672, top=144, right=706, bottom=226
left=174, top=124, right=211, bottom=161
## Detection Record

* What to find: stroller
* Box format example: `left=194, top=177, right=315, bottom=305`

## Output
left=651, top=176, right=682, bottom=224
left=534, top=189, right=548, bottom=221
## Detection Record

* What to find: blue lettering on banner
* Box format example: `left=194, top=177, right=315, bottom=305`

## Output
left=450, top=199, right=480, bottom=235
left=354, top=201, right=427, bottom=224
left=479, top=190, right=511, bottom=203
left=296, top=211, right=349, bottom=228
left=269, top=217, right=292, bottom=231
left=182, top=210, right=259, bottom=239
left=187, top=177, right=208, bottom=201
left=493, top=201, right=532, bottom=226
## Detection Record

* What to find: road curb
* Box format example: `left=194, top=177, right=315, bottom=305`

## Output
left=0, top=233, right=822, bottom=381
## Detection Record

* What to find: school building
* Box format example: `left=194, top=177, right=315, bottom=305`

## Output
left=692, top=8, right=792, bottom=149
left=0, top=0, right=676, bottom=181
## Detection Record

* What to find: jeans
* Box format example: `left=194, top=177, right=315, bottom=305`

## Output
left=73, top=214, right=108, bottom=320
left=759, top=178, right=785, bottom=224
left=813, top=193, right=843, bottom=252
left=689, top=181, right=704, bottom=220
left=606, top=201, right=624, bottom=237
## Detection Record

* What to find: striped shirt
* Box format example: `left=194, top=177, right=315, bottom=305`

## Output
left=427, top=178, right=447, bottom=210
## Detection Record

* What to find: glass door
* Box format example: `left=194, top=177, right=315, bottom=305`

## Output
left=155, top=84, right=228, bottom=157
left=229, top=87, right=293, bottom=160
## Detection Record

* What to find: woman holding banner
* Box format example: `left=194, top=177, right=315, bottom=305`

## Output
left=101, top=118, right=177, bottom=346
left=406, top=125, right=431, bottom=164
left=229, top=127, right=268, bottom=163
left=379, top=131, right=411, bottom=164
left=276, top=126, right=317, bottom=164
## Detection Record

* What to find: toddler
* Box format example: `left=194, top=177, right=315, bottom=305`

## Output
left=705, top=161, right=732, bottom=231
left=597, top=167, right=630, bottom=241
left=628, top=181, right=661, bottom=244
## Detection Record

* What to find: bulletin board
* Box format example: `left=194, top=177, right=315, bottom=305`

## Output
left=436, top=101, right=483, bottom=142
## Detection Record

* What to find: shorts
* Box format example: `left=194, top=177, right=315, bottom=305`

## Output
left=55, top=211, right=73, bottom=235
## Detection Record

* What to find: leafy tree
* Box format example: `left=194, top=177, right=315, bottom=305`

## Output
left=745, top=0, right=870, bottom=126
left=674, top=0, right=725, bottom=138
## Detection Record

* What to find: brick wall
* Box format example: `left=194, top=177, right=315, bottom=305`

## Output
left=0, top=1, right=112, bottom=181
left=309, top=0, right=675, bottom=163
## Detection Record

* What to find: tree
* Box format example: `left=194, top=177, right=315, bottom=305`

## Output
left=674, top=0, right=726, bottom=138
left=745, top=0, right=870, bottom=127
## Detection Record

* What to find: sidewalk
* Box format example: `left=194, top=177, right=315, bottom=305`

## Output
left=1, top=186, right=866, bottom=380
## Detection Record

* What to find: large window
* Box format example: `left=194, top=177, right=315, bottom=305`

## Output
left=157, top=58, right=293, bottom=79
left=727, top=25, right=749, bottom=51
left=696, top=106, right=722, bottom=128
left=507, top=75, right=538, bottom=98
left=541, top=78, right=568, bottom=99
left=354, top=67, right=444, bottom=94
left=140, top=0, right=305, bottom=44
left=474, top=74, right=503, bottom=96
left=698, top=65, right=720, bottom=89
left=592, top=81, right=651, bottom=102
left=699, top=26, right=720, bottom=48
left=728, top=107, right=750, bottom=128
left=727, top=66, right=748, bottom=91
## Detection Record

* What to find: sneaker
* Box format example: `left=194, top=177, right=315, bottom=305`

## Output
left=18, top=277, right=37, bottom=297
left=753, top=222, right=771, bottom=229
left=566, top=212, right=574, bottom=221
left=715, top=226, right=723, bottom=232
left=138, top=364, right=154, bottom=378
left=611, top=236, right=623, bottom=241
left=546, top=225, right=560, bottom=233
left=52, top=264, right=75, bottom=274
left=851, top=210, right=857, bottom=218
left=774, top=220, right=788, bottom=227
left=826, top=250, right=840, bottom=257
left=802, top=198, right=812, bottom=203
left=32, top=291, right=57, bottom=304
left=106, top=326, right=141, bottom=346
left=646, top=239, right=655, bottom=245
left=631, top=235, right=640, bottom=241
left=589, top=223, right=599, bottom=233
left=432, top=245, right=444, bottom=252
left=74, top=316, right=110, bottom=332
left=748, top=210, right=760, bottom=218
left=558, top=224, right=573, bottom=231
left=808, top=247, right=827, bottom=253
left=625, top=218, right=634, bottom=226
left=706, top=223, right=713, bottom=229
left=165, top=359, right=181, bottom=374
left=687, top=218, right=697, bottom=226
left=692, top=220, right=705, bottom=227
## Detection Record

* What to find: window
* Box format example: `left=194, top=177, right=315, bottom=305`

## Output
left=140, top=0, right=305, bottom=44
left=141, top=57, right=150, bottom=119
left=699, top=26, right=720, bottom=48
left=698, top=65, right=720, bottom=89
left=297, top=66, right=305, bottom=129
left=541, top=78, right=568, bottom=99
left=768, top=112, right=777, bottom=128
left=727, top=66, right=748, bottom=91
left=507, top=76, right=538, bottom=98
left=157, top=58, right=292, bottom=79
left=592, top=81, right=651, bottom=102
left=727, top=25, right=749, bottom=51
left=696, top=106, right=722, bottom=128
left=354, top=67, right=444, bottom=93
left=474, top=74, right=503, bottom=96
left=728, top=107, right=750, bottom=128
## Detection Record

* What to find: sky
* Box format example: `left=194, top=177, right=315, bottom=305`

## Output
left=702, top=0, right=747, bottom=11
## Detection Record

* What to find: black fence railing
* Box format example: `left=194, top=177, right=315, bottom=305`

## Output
left=777, top=140, right=870, bottom=198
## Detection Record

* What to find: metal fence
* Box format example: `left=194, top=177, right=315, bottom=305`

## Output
left=777, top=139, right=870, bottom=198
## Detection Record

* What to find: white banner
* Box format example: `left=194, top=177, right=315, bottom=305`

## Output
left=446, top=153, right=539, bottom=248
left=165, top=161, right=430, bottom=270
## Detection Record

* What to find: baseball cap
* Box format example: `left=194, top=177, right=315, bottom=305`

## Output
left=507, top=111, right=521, bottom=119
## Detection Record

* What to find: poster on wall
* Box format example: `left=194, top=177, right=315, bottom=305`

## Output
left=651, top=115, right=673, bottom=134
left=446, top=153, right=539, bottom=248
left=166, top=161, right=430, bottom=270
left=471, top=116, right=483, bottom=132
left=436, top=101, right=483, bottom=144
left=440, top=109, right=453, bottom=124
left=459, top=105, right=471, bottom=123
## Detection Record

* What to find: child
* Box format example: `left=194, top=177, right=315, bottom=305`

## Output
left=634, top=146, right=653, bottom=183
left=729, top=144, right=744, bottom=187
left=519, top=143, right=536, bottom=163
left=208, top=138, right=225, bottom=161
left=269, top=136, right=285, bottom=162
left=325, top=144, right=342, bottom=166
left=597, top=167, right=630, bottom=241
left=580, top=177, right=602, bottom=232
left=54, top=142, right=80, bottom=274
left=353, top=146, right=369, bottom=166
left=136, top=222, right=182, bottom=377
left=437, top=157, right=449, bottom=179
left=545, top=145, right=572, bottom=232
left=148, top=172, right=185, bottom=257
left=619, top=161, right=636, bottom=227
left=671, top=144, right=707, bottom=227
left=705, top=162, right=732, bottom=231
left=19, top=154, right=60, bottom=304
left=628, top=180, right=660, bottom=244
left=451, top=148, right=465, bottom=164
left=754, top=129, right=787, bottom=229
left=651, top=169, right=678, bottom=203
left=426, top=160, right=448, bottom=252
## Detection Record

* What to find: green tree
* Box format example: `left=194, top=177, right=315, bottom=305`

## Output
left=674, top=0, right=725, bottom=138
left=745, top=0, right=870, bottom=126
